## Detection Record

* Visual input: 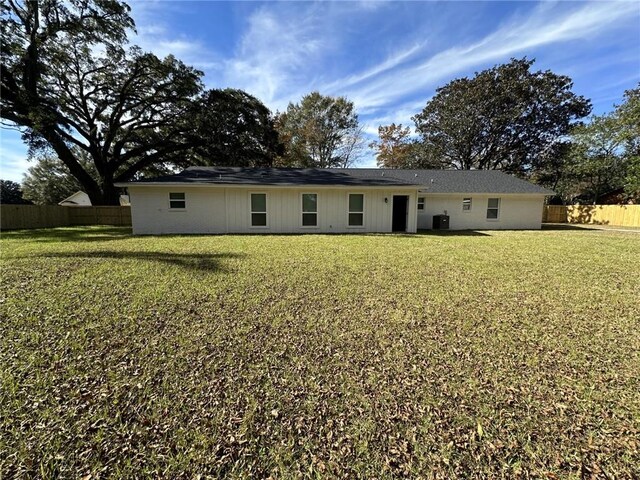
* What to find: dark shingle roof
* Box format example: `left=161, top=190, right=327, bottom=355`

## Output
left=342, top=169, right=555, bottom=194
left=128, top=167, right=416, bottom=187
left=123, top=167, right=554, bottom=194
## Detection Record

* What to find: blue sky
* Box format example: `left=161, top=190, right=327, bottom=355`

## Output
left=1, top=0, right=639, bottom=181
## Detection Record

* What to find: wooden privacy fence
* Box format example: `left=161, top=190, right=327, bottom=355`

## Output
left=1, top=205, right=131, bottom=230
left=68, top=206, right=131, bottom=226
left=543, top=204, right=640, bottom=227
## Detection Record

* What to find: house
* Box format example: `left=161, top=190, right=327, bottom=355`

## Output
left=115, top=167, right=554, bottom=235
left=58, top=191, right=131, bottom=206
left=58, top=191, right=92, bottom=206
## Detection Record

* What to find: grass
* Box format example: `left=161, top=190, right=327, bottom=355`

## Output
left=1, top=226, right=639, bottom=478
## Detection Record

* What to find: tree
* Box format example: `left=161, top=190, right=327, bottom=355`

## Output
left=2, top=0, right=134, bottom=204
left=193, top=89, right=283, bottom=167
left=617, top=86, right=640, bottom=156
left=561, top=85, right=640, bottom=203
left=275, top=92, right=360, bottom=168
left=1, top=1, right=282, bottom=205
left=21, top=151, right=94, bottom=205
left=528, top=141, right=572, bottom=195
left=412, top=58, right=592, bottom=174
left=334, top=126, right=367, bottom=168
left=623, top=157, right=640, bottom=202
left=617, top=86, right=640, bottom=200
left=370, top=124, right=412, bottom=168
left=0, top=179, right=31, bottom=204
left=563, top=114, right=627, bottom=203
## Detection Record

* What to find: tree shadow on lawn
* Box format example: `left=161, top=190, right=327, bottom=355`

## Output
left=34, top=250, right=245, bottom=272
left=2, top=226, right=132, bottom=243
left=416, top=229, right=491, bottom=237
left=333, top=230, right=493, bottom=239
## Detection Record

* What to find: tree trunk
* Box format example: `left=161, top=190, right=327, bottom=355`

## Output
left=84, top=184, right=121, bottom=205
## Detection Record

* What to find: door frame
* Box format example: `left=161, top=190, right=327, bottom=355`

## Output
left=392, top=195, right=409, bottom=232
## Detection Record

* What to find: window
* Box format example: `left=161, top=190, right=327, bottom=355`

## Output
left=348, top=193, right=364, bottom=227
left=250, top=193, right=267, bottom=227
left=462, top=198, right=472, bottom=211
left=487, top=198, right=500, bottom=219
left=302, top=193, right=318, bottom=227
left=169, top=192, right=185, bottom=209
left=418, top=197, right=425, bottom=210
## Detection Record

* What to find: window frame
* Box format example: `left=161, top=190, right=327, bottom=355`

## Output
left=347, top=193, right=365, bottom=228
left=168, top=192, right=186, bottom=210
left=486, top=197, right=500, bottom=220
left=300, top=192, right=319, bottom=228
left=462, top=197, right=472, bottom=212
left=417, top=197, right=425, bottom=210
left=249, top=192, right=269, bottom=228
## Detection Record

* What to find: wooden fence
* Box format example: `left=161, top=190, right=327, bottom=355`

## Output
left=543, top=204, right=640, bottom=227
left=68, top=206, right=131, bottom=226
left=1, top=205, right=131, bottom=230
left=4, top=204, right=638, bottom=230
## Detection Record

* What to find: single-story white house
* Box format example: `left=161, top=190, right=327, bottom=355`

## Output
left=115, top=167, right=554, bottom=235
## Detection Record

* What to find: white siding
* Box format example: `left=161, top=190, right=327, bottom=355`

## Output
left=418, top=194, right=545, bottom=230
left=129, top=187, right=226, bottom=235
left=129, top=186, right=417, bottom=235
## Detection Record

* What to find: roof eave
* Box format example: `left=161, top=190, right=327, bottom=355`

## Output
left=418, top=190, right=554, bottom=195
left=115, top=182, right=420, bottom=188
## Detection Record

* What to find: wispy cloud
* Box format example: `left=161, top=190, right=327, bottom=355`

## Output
left=128, top=3, right=221, bottom=71
left=334, top=1, right=639, bottom=113
left=222, top=4, right=332, bottom=109
left=322, top=41, right=426, bottom=95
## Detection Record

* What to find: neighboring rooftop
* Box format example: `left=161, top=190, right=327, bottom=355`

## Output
left=122, top=167, right=554, bottom=195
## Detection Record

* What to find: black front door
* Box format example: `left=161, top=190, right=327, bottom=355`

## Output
left=392, top=196, right=408, bottom=232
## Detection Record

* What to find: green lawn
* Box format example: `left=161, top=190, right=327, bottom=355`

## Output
left=1, top=227, right=639, bottom=478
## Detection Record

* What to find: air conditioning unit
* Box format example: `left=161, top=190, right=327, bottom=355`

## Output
left=433, top=214, right=450, bottom=230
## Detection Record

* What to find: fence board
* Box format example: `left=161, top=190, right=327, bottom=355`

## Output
left=544, top=205, right=640, bottom=227
left=1, top=205, right=131, bottom=230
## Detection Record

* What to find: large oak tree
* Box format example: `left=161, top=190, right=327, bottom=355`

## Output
left=412, top=58, right=592, bottom=175
left=1, top=0, right=281, bottom=204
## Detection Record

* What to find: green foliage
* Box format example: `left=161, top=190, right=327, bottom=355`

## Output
left=1, top=227, right=639, bottom=477
left=276, top=92, right=361, bottom=168
left=21, top=152, right=95, bottom=205
left=618, top=87, right=640, bottom=200
left=193, top=89, right=283, bottom=167
left=412, top=58, right=592, bottom=174
left=560, top=85, right=639, bottom=203
left=562, top=115, right=626, bottom=203
left=1, top=0, right=135, bottom=204
left=0, top=179, right=31, bottom=204
left=617, top=86, right=640, bottom=157
left=624, top=156, right=640, bottom=201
